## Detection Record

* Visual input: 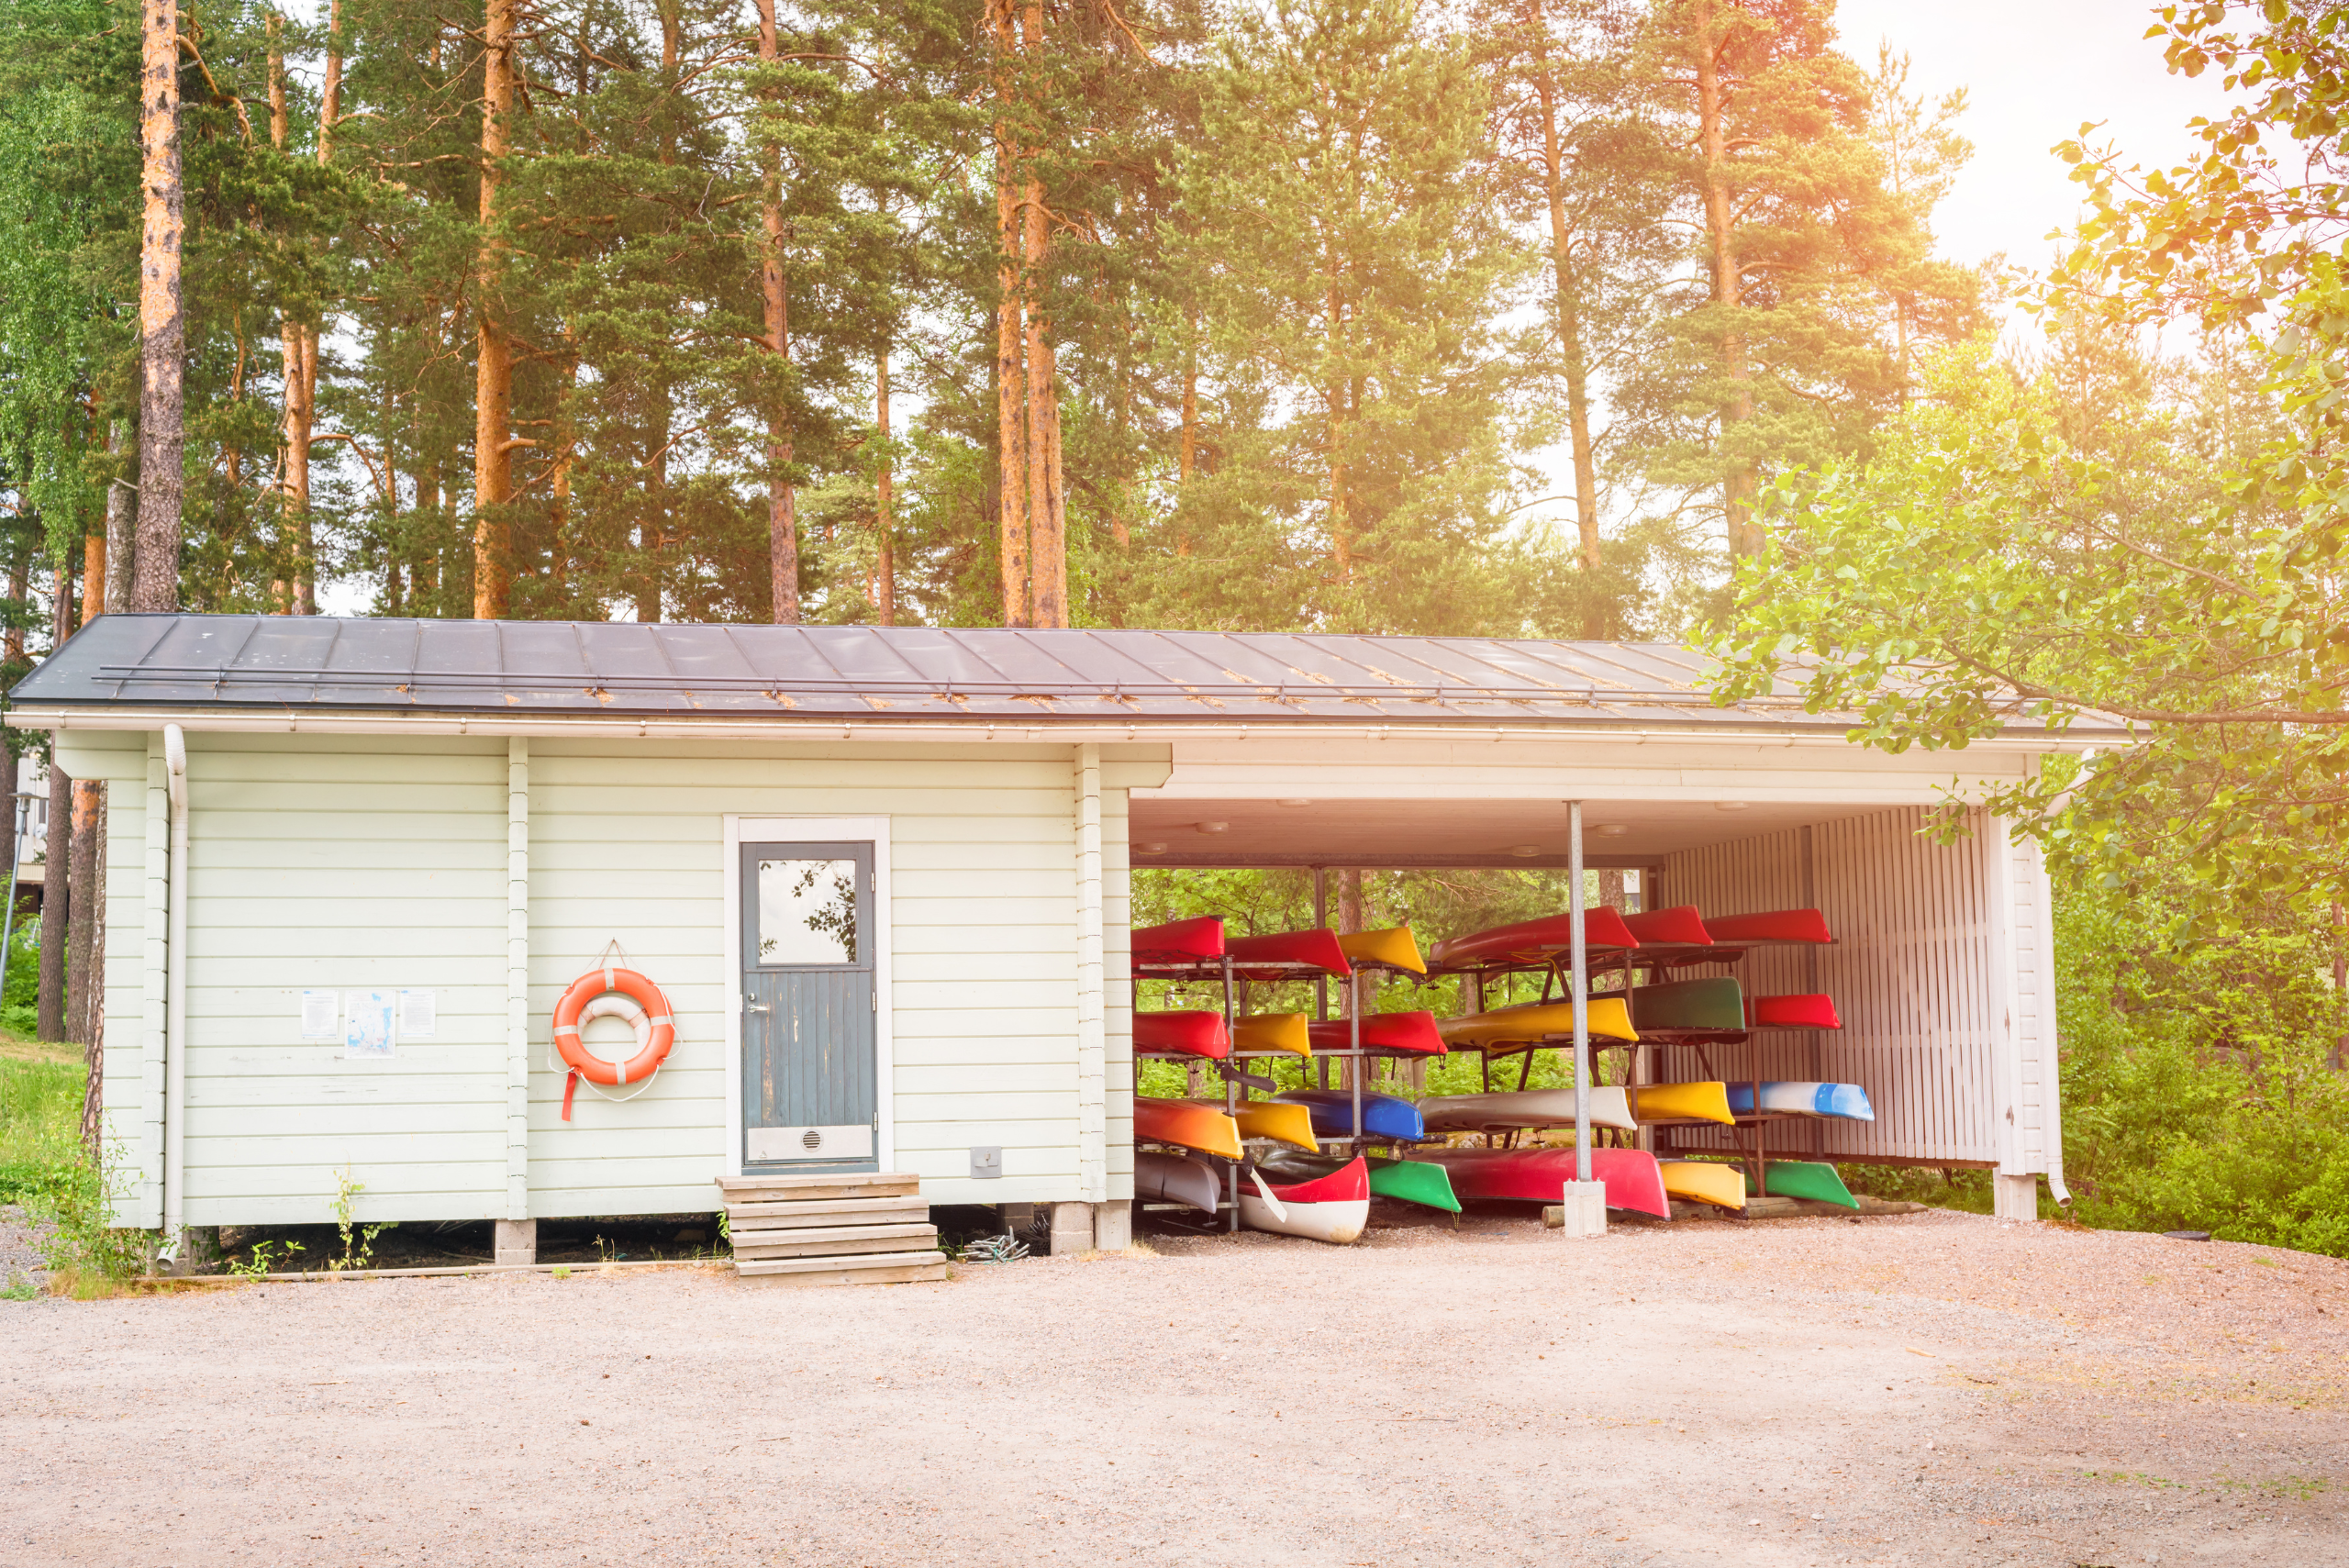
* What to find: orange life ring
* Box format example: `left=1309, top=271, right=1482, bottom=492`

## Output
left=552, top=964, right=675, bottom=1119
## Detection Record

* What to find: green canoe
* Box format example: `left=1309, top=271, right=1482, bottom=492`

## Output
left=1743, top=1159, right=1858, bottom=1209
left=1261, top=1153, right=1463, bottom=1213
left=1627, top=975, right=1745, bottom=1032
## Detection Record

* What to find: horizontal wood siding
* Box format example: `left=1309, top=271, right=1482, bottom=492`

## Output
left=1663, top=806, right=2000, bottom=1165
left=179, top=735, right=510, bottom=1226
left=79, top=729, right=1161, bottom=1224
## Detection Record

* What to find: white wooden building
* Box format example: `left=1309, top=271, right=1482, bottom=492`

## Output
left=9, top=616, right=2117, bottom=1258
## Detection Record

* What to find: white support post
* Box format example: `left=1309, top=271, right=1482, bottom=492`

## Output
left=1559, top=800, right=1606, bottom=1237
left=1074, top=743, right=1106, bottom=1205
left=506, top=738, right=530, bottom=1224
left=135, top=737, right=170, bottom=1229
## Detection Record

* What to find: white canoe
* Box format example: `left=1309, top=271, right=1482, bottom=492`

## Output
left=1135, top=1150, right=1223, bottom=1214
left=1235, top=1158, right=1369, bottom=1245
left=1418, top=1086, right=1637, bottom=1135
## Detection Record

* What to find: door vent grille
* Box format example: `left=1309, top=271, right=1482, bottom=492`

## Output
left=803, top=1129, right=823, bottom=1151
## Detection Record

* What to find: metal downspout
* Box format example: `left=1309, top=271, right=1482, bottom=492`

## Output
left=162, top=724, right=188, bottom=1253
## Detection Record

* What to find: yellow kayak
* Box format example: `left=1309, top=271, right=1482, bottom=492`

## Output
left=1192, top=1098, right=1320, bottom=1153
left=1235, top=1012, right=1311, bottom=1058
left=1660, top=1160, right=1746, bottom=1210
left=1339, top=927, right=1426, bottom=975
left=1437, top=996, right=1637, bottom=1051
left=1630, top=1081, right=1735, bottom=1126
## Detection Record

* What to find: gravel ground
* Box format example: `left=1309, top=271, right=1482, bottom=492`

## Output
left=3, top=1205, right=2345, bottom=1567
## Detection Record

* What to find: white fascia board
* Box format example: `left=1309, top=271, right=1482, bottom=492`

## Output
left=6, top=705, right=2117, bottom=755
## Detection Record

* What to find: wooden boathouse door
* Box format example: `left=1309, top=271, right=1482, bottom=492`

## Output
left=740, top=841, right=878, bottom=1173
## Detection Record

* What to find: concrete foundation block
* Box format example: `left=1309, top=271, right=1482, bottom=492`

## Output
left=494, top=1218, right=538, bottom=1266
left=1992, top=1173, right=2040, bottom=1222
left=1048, top=1201, right=1094, bottom=1255
left=1092, top=1199, right=1132, bottom=1251
left=1543, top=1182, right=1608, bottom=1238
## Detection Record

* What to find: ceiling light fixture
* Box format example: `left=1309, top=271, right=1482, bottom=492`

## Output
left=1197, top=821, right=1229, bottom=834
left=1715, top=801, right=1750, bottom=812
left=1595, top=823, right=1630, bottom=838
left=1136, top=842, right=1168, bottom=855
left=1507, top=844, right=1542, bottom=858
left=1276, top=798, right=1312, bottom=807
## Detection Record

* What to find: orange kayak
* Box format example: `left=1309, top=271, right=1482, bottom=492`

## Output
left=1437, top=996, right=1637, bottom=1050
left=1235, top=1013, right=1311, bottom=1057
left=1133, top=1096, right=1242, bottom=1160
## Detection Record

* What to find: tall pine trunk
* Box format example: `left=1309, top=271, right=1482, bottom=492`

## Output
left=134, top=0, right=184, bottom=613
left=269, top=22, right=315, bottom=616
left=991, top=0, right=1031, bottom=628
left=65, top=783, right=100, bottom=1051
left=1525, top=5, right=1604, bottom=628
left=753, top=0, right=798, bottom=623
left=874, top=350, right=895, bottom=626
left=472, top=0, right=517, bottom=618
left=38, top=552, right=72, bottom=1042
left=1692, top=0, right=1756, bottom=558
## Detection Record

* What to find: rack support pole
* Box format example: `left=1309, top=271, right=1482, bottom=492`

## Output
left=1569, top=801, right=1591, bottom=1186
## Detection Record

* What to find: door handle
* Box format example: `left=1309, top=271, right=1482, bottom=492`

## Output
left=746, top=1003, right=771, bottom=1014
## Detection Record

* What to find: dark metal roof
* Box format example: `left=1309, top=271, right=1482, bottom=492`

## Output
left=5, top=615, right=2110, bottom=735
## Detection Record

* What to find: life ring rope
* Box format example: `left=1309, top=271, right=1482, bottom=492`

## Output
left=550, top=943, right=677, bottom=1121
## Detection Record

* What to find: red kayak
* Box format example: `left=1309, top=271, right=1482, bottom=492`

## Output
left=1428, top=908, right=1639, bottom=972
left=1305, top=1010, right=1448, bottom=1057
left=1747, top=993, right=1842, bottom=1029
left=1131, top=917, right=1225, bottom=966
left=1620, top=905, right=1712, bottom=947
left=1133, top=1009, right=1231, bottom=1060
left=1419, top=1145, right=1670, bottom=1219
left=1227, top=928, right=1353, bottom=980
left=1703, top=908, right=1834, bottom=945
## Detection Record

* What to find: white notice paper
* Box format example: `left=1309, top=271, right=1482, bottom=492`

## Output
left=398, top=989, right=438, bottom=1040
left=301, top=990, right=341, bottom=1040
left=344, top=990, right=396, bottom=1060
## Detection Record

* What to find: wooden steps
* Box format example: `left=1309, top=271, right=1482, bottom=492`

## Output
left=716, top=1173, right=948, bottom=1287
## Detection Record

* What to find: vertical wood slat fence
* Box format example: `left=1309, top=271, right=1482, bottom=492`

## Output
left=1658, top=806, right=2002, bottom=1167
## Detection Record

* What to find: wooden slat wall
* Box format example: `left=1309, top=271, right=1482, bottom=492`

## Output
left=1662, top=806, right=2000, bottom=1165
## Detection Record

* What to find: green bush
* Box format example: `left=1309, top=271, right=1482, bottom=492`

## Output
left=2056, top=871, right=2349, bottom=1256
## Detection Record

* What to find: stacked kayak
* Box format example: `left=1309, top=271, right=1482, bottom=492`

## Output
left=1130, top=917, right=1225, bottom=966
left=1628, top=1081, right=1735, bottom=1126
left=1419, top=1086, right=1637, bottom=1135
left=1437, top=996, right=1637, bottom=1050
left=1747, top=1159, right=1858, bottom=1209
left=1428, top=907, right=1639, bottom=971
left=1272, top=1089, right=1426, bottom=1142
left=1747, top=993, right=1842, bottom=1029
left=1338, top=927, right=1427, bottom=973
left=1134, top=1009, right=1230, bottom=1061
left=1133, top=1096, right=1241, bottom=1160
left=1658, top=1160, right=1746, bottom=1211
left=1725, top=1082, right=1876, bottom=1120
left=1236, top=1012, right=1311, bottom=1057
left=1193, top=1097, right=1319, bottom=1152
left=1134, top=1151, right=1222, bottom=1214
left=1419, top=1145, right=1670, bottom=1219
left=1238, top=1156, right=1371, bottom=1244
left=1227, top=927, right=1353, bottom=979
left=1261, top=1151, right=1463, bottom=1214
left=1306, top=1010, right=1447, bottom=1056
left=1626, top=976, right=1746, bottom=1034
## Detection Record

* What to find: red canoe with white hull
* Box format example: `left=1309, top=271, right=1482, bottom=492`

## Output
left=1236, top=1156, right=1371, bottom=1244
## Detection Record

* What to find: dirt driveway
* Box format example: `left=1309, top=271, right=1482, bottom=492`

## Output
left=4, top=1207, right=2345, bottom=1567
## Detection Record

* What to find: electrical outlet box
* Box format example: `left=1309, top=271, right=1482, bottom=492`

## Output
left=969, top=1146, right=1003, bottom=1179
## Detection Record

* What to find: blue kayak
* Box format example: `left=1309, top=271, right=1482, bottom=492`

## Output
left=1725, top=1081, right=1875, bottom=1121
left=1272, top=1090, right=1427, bottom=1141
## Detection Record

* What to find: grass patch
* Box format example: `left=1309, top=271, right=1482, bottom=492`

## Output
left=0, top=1030, right=83, bottom=1205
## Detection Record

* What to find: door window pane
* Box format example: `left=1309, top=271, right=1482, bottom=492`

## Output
left=757, top=858, right=860, bottom=964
